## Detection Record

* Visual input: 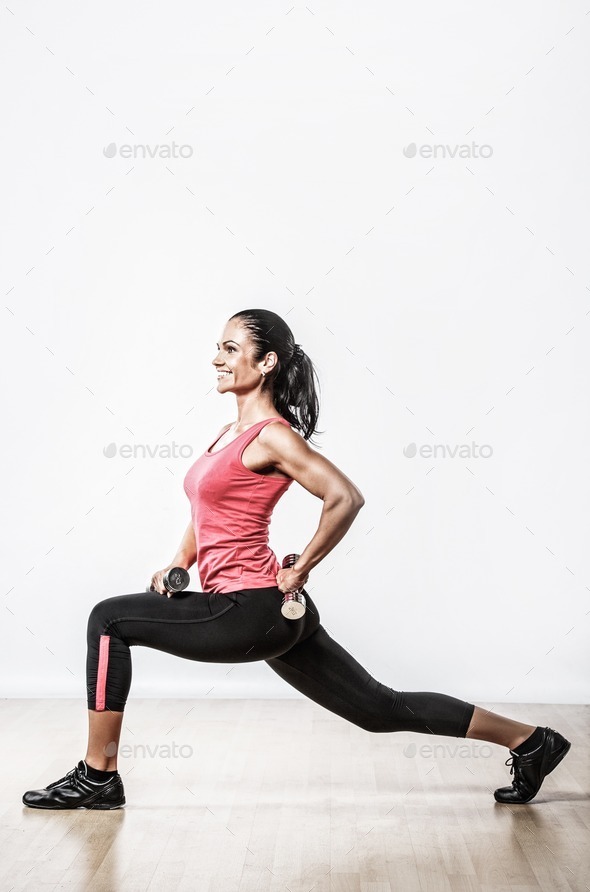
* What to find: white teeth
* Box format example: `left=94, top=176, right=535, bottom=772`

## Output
left=217, top=371, right=232, bottom=377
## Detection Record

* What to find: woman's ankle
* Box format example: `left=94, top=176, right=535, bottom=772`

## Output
left=508, top=725, right=543, bottom=753
left=84, top=755, right=118, bottom=772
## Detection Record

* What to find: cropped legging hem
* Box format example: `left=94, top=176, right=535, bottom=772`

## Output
left=86, top=586, right=476, bottom=738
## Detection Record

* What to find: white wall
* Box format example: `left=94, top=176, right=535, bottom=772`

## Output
left=1, top=0, right=588, bottom=706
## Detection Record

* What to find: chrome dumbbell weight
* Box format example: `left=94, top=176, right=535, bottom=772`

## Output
left=280, top=553, right=307, bottom=619
left=146, top=567, right=190, bottom=594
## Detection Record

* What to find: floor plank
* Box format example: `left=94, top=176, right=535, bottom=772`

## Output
left=1, top=700, right=587, bottom=892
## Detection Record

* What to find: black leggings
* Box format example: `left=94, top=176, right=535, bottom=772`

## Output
left=86, top=586, right=476, bottom=737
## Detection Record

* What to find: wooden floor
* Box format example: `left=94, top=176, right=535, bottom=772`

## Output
left=1, top=700, right=588, bottom=892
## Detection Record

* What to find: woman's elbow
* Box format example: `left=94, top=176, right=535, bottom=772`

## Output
left=352, top=491, right=365, bottom=508
left=320, top=480, right=365, bottom=511
left=328, top=487, right=364, bottom=508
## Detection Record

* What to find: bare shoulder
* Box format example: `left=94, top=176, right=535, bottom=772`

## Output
left=260, top=418, right=301, bottom=439
left=259, top=419, right=364, bottom=503
left=258, top=418, right=307, bottom=457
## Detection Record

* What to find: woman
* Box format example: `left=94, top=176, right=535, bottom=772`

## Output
left=23, top=309, right=571, bottom=809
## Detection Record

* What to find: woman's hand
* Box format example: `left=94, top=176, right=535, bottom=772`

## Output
left=148, top=565, right=177, bottom=598
left=276, top=566, right=309, bottom=595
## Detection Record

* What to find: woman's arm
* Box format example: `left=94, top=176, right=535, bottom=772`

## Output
left=171, top=520, right=197, bottom=570
left=290, top=493, right=364, bottom=577
left=259, top=423, right=365, bottom=578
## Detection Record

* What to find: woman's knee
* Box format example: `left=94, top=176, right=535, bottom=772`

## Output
left=87, top=596, right=120, bottom=640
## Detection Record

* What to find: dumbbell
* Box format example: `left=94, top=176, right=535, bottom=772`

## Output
left=280, top=553, right=307, bottom=620
left=146, top=567, right=190, bottom=594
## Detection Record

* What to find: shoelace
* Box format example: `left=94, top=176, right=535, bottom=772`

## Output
left=47, top=766, right=85, bottom=790
left=505, top=755, right=517, bottom=775
left=503, top=754, right=527, bottom=791
left=46, top=764, right=118, bottom=793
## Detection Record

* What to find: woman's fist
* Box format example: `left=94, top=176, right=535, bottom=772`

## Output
left=276, top=566, right=309, bottom=595
left=148, top=565, right=176, bottom=598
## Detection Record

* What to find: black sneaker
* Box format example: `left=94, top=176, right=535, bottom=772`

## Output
left=22, top=760, right=125, bottom=810
left=494, top=727, right=571, bottom=804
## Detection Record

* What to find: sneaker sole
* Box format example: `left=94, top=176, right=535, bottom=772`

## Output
left=22, top=798, right=126, bottom=810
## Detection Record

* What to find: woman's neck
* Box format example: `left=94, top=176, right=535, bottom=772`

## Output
left=233, top=396, right=278, bottom=427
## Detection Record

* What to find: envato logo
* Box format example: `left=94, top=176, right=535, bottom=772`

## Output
left=103, top=142, right=194, bottom=159
left=104, top=741, right=193, bottom=759
left=403, top=442, right=493, bottom=459
left=103, top=442, right=194, bottom=459
left=403, top=142, right=493, bottom=159
left=403, top=742, right=493, bottom=759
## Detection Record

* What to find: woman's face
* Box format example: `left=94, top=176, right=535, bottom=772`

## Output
left=212, top=321, right=276, bottom=392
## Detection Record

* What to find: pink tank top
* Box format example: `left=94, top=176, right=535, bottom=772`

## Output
left=183, top=417, right=294, bottom=593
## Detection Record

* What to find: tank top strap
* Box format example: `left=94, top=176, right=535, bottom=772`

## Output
left=238, top=417, right=291, bottom=451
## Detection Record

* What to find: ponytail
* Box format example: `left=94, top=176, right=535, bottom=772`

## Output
left=229, top=309, right=323, bottom=444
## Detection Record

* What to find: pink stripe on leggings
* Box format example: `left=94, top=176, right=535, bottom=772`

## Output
left=96, top=634, right=111, bottom=711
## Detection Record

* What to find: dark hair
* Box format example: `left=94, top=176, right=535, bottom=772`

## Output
left=229, top=308, right=323, bottom=445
